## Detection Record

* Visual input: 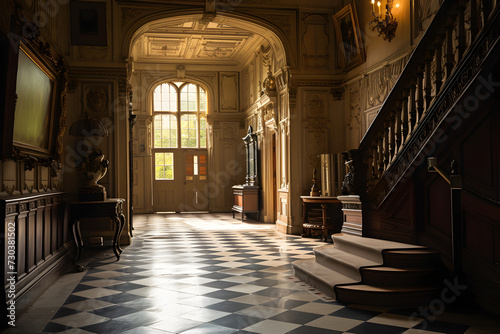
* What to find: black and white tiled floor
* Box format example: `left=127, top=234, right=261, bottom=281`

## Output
left=10, top=214, right=500, bottom=333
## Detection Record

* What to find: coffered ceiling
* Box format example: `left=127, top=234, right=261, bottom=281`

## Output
left=131, top=15, right=267, bottom=67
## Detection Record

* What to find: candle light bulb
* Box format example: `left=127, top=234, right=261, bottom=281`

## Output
left=377, top=1, right=381, bottom=15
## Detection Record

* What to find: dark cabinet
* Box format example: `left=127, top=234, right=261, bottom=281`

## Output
left=232, top=126, right=260, bottom=220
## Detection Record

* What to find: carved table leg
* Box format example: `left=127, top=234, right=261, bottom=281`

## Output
left=112, top=216, right=121, bottom=261
left=117, top=213, right=125, bottom=254
left=72, top=220, right=84, bottom=272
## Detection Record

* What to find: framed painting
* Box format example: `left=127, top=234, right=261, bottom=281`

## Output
left=0, top=15, right=67, bottom=163
left=333, top=2, right=366, bottom=71
left=70, top=1, right=107, bottom=46
left=12, top=45, right=57, bottom=155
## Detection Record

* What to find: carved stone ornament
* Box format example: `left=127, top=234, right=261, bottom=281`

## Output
left=121, top=7, right=154, bottom=29
left=85, top=86, right=109, bottom=116
left=330, top=86, right=344, bottom=100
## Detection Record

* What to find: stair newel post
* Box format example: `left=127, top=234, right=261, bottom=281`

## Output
left=445, top=22, right=455, bottom=80
left=377, top=134, right=384, bottom=173
left=394, top=100, right=402, bottom=152
left=409, top=80, right=417, bottom=133
left=416, top=66, right=425, bottom=123
left=401, top=90, right=409, bottom=141
left=424, top=52, right=433, bottom=110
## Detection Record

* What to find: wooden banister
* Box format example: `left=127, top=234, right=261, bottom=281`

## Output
left=354, top=0, right=499, bottom=207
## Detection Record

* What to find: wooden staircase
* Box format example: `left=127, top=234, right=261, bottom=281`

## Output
left=292, top=234, right=442, bottom=307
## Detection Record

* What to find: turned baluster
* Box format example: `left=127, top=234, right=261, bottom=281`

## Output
left=401, top=91, right=409, bottom=141
left=445, top=22, right=455, bottom=79
left=378, top=134, right=384, bottom=173
left=388, top=113, right=396, bottom=162
left=434, top=43, right=443, bottom=94
left=416, top=67, right=425, bottom=123
left=395, top=100, right=402, bottom=152
left=371, top=145, right=379, bottom=179
left=424, top=53, right=433, bottom=109
left=457, top=0, right=467, bottom=60
left=482, top=0, right=493, bottom=22
left=384, top=123, right=390, bottom=170
left=409, top=81, right=417, bottom=133
left=470, top=0, right=479, bottom=41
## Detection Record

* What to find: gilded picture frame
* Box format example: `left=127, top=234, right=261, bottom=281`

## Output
left=333, top=2, right=366, bottom=71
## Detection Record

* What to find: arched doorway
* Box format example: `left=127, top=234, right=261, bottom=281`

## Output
left=126, top=13, right=290, bottom=225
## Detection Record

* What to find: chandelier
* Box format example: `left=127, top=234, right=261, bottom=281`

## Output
left=370, top=0, right=399, bottom=42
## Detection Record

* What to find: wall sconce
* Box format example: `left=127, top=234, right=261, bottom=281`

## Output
left=370, top=0, right=399, bottom=42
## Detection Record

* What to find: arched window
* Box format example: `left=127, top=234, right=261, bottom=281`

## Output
left=152, top=82, right=207, bottom=180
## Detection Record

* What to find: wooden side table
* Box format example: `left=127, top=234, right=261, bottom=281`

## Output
left=69, top=198, right=125, bottom=271
left=300, top=196, right=342, bottom=242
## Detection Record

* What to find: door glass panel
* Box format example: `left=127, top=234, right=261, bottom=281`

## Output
left=155, top=152, right=174, bottom=180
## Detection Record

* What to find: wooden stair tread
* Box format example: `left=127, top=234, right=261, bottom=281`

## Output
left=314, top=245, right=380, bottom=267
left=293, top=259, right=358, bottom=286
left=334, top=234, right=427, bottom=251
left=362, top=266, right=438, bottom=273
left=384, top=249, right=440, bottom=255
left=337, top=284, right=440, bottom=293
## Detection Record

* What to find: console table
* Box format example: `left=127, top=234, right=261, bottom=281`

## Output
left=300, top=196, right=342, bottom=242
left=69, top=198, right=125, bottom=271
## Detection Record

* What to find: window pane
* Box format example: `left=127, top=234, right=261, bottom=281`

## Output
left=153, top=114, right=177, bottom=148
left=155, top=153, right=174, bottom=180
left=199, top=88, right=207, bottom=111
left=153, top=83, right=177, bottom=111
left=180, top=114, right=198, bottom=148
left=200, top=116, right=207, bottom=148
left=180, top=84, right=198, bottom=112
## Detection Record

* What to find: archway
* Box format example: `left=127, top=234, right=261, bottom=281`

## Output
left=126, top=13, right=290, bottom=224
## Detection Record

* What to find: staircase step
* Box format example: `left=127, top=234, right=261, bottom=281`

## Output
left=313, top=245, right=379, bottom=280
left=292, top=259, right=358, bottom=299
left=360, top=266, right=441, bottom=287
left=333, top=233, right=426, bottom=264
left=383, top=249, right=441, bottom=268
left=335, top=284, right=440, bottom=307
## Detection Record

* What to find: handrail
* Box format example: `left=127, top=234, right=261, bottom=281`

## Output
left=359, top=0, right=456, bottom=149
left=354, top=0, right=499, bottom=208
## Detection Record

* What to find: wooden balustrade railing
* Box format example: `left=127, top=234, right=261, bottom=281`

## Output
left=354, top=0, right=499, bottom=206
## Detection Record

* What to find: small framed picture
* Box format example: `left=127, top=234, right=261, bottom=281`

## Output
left=70, top=1, right=107, bottom=46
left=333, top=2, right=366, bottom=71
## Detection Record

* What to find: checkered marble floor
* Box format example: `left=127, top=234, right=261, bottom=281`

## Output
left=13, top=214, right=500, bottom=333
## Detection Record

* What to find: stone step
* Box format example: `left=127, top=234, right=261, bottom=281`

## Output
left=292, top=258, right=358, bottom=299
left=313, top=245, right=379, bottom=281
left=383, top=249, right=441, bottom=268
left=360, top=266, right=441, bottom=287
left=333, top=233, right=427, bottom=264
left=335, top=284, right=440, bottom=307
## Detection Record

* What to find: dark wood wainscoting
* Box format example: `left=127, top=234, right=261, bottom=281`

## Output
left=0, top=192, right=72, bottom=319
